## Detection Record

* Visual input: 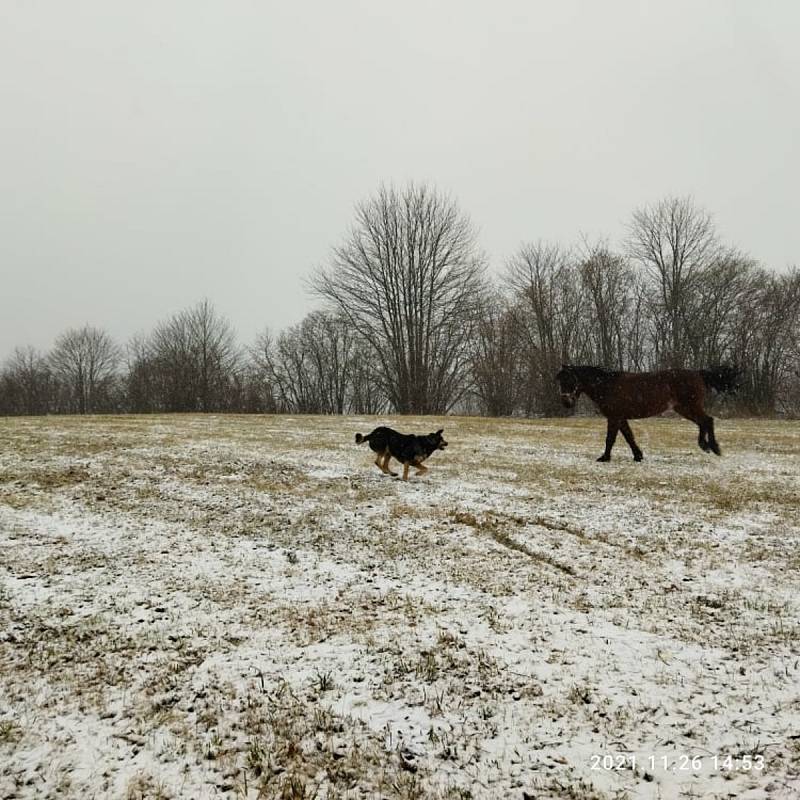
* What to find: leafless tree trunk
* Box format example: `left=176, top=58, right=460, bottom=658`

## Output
left=49, top=326, right=120, bottom=414
left=311, top=183, right=486, bottom=414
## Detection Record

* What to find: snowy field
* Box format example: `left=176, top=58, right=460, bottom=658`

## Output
left=1, top=413, right=799, bottom=800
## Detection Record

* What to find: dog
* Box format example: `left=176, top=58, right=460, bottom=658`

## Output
left=354, top=426, right=447, bottom=480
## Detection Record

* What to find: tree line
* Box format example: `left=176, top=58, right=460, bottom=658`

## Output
left=2, top=185, right=799, bottom=418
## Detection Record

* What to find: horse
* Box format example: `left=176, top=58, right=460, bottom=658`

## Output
left=555, top=365, right=740, bottom=462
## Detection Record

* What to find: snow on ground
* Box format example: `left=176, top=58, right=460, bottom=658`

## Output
left=0, top=413, right=799, bottom=799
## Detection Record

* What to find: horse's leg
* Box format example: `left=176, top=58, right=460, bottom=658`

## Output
left=597, top=419, right=619, bottom=462
left=695, top=408, right=711, bottom=451
left=675, top=405, right=720, bottom=456
left=705, top=415, right=721, bottom=456
left=619, top=420, right=643, bottom=461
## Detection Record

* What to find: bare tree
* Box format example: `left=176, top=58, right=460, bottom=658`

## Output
left=49, top=325, right=120, bottom=414
left=249, top=331, right=283, bottom=411
left=577, top=240, right=635, bottom=368
left=311, top=183, right=486, bottom=414
left=469, top=292, right=524, bottom=416
left=347, top=338, right=388, bottom=414
left=786, top=298, right=800, bottom=417
left=149, top=300, right=240, bottom=412
left=241, top=337, right=279, bottom=413
left=148, top=313, right=193, bottom=411
left=124, top=334, right=159, bottom=413
left=255, top=325, right=320, bottom=413
left=253, top=311, right=366, bottom=414
left=184, top=300, right=240, bottom=411
left=684, top=252, right=758, bottom=367
left=301, top=312, right=359, bottom=414
left=732, top=268, right=800, bottom=414
left=623, top=274, right=651, bottom=371
left=627, top=196, right=723, bottom=368
left=0, top=346, right=55, bottom=415
left=506, top=242, right=582, bottom=414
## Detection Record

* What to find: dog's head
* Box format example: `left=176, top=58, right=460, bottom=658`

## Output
left=428, top=428, right=448, bottom=451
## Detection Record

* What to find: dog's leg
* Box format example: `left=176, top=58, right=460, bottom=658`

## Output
left=415, top=463, right=428, bottom=475
left=402, top=463, right=410, bottom=481
left=375, top=450, right=391, bottom=474
left=383, top=452, right=398, bottom=476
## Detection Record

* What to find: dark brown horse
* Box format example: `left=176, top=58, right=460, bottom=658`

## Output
left=555, top=365, right=739, bottom=462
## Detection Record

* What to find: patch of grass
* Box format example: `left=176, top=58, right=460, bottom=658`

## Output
left=312, top=669, right=335, bottom=693
left=1, top=610, right=208, bottom=716
left=543, top=777, right=628, bottom=800
left=124, top=772, right=174, bottom=800
left=232, top=678, right=443, bottom=799
left=1, top=465, right=91, bottom=491
left=449, top=510, right=577, bottom=576
left=0, top=718, right=23, bottom=745
left=0, top=486, right=42, bottom=510
left=567, top=681, right=593, bottom=707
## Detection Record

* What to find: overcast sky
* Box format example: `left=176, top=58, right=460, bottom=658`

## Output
left=1, top=1, right=798, bottom=361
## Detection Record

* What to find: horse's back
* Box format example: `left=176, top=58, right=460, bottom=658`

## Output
left=607, top=369, right=705, bottom=418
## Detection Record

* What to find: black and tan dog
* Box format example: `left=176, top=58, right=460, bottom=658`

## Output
left=355, top=426, right=447, bottom=480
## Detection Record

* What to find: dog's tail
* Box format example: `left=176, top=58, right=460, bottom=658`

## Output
left=355, top=432, right=370, bottom=444
left=701, top=365, right=740, bottom=393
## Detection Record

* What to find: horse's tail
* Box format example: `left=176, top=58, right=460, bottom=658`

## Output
left=701, top=365, right=740, bottom=393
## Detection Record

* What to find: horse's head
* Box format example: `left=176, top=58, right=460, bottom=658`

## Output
left=555, top=365, right=581, bottom=409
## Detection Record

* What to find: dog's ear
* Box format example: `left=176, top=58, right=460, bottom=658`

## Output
left=436, top=428, right=444, bottom=435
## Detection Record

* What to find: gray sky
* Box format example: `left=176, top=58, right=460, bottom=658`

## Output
left=2, top=1, right=799, bottom=361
